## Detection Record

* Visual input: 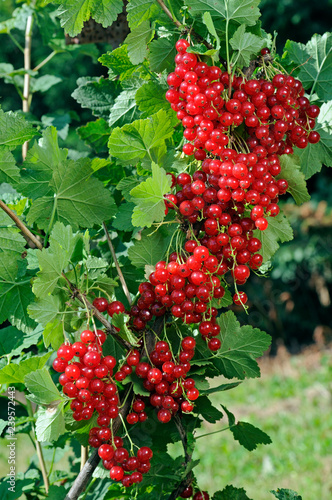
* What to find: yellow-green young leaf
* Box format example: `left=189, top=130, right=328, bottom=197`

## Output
left=43, top=319, right=64, bottom=350
left=108, top=109, right=174, bottom=166
left=230, top=24, right=264, bottom=66
left=35, top=404, right=65, bottom=442
left=99, top=45, right=136, bottom=80
left=24, top=367, right=63, bottom=405
left=111, top=313, right=139, bottom=346
left=128, top=228, right=169, bottom=267
left=254, top=211, right=294, bottom=263
left=283, top=33, right=332, bottom=101
left=125, top=20, right=154, bottom=64
left=0, top=352, right=52, bottom=384
left=56, top=0, right=123, bottom=36
left=294, top=100, right=332, bottom=179
left=186, top=0, right=261, bottom=27
left=211, top=311, right=271, bottom=379
left=278, top=155, right=310, bottom=205
left=0, top=109, right=37, bottom=149
left=203, top=11, right=220, bottom=50
left=130, top=163, right=172, bottom=227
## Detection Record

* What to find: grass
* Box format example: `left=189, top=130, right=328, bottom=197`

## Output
left=188, top=349, right=332, bottom=499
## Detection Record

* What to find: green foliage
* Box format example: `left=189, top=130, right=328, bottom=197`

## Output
left=187, top=0, right=261, bottom=27
left=278, top=155, right=310, bottom=205
left=213, top=485, right=253, bottom=499
left=283, top=33, right=332, bottom=101
left=130, top=163, right=172, bottom=227
left=295, top=100, right=332, bottom=179
left=0, top=352, right=52, bottom=384
left=25, top=367, right=64, bottom=405
left=254, top=212, right=294, bottom=263
left=230, top=24, right=264, bottom=66
left=125, top=20, right=154, bottom=64
left=270, top=490, right=302, bottom=500
left=210, top=311, right=271, bottom=379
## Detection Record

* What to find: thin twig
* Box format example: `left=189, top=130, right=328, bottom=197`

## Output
left=22, top=14, right=33, bottom=160
left=102, top=222, right=132, bottom=306
left=156, top=0, right=182, bottom=27
left=33, top=50, right=57, bottom=72
left=61, top=272, right=132, bottom=350
left=0, top=200, right=42, bottom=250
left=26, top=398, right=49, bottom=494
left=168, top=415, right=193, bottom=500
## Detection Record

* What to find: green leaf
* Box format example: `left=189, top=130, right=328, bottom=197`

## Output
left=112, top=313, right=139, bottom=346
left=0, top=149, right=20, bottom=185
left=194, top=395, right=223, bottom=423
left=108, top=109, right=174, bottom=166
left=99, top=45, right=136, bottom=81
left=0, top=255, right=36, bottom=333
left=231, top=421, right=272, bottom=451
left=187, top=0, right=261, bottom=27
left=27, top=158, right=116, bottom=231
left=71, top=77, right=118, bottom=118
left=214, top=311, right=271, bottom=379
left=127, top=0, right=160, bottom=29
left=77, top=118, right=111, bottom=152
left=35, top=404, right=65, bottom=442
left=116, top=176, right=141, bottom=201
left=0, top=209, right=25, bottom=255
left=0, top=326, right=42, bottom=358
left=230, top=24, right=264, bottom=66
left=270, top=489, right=302, bottom=500
left=295, top=100, right=332, bottom=179
left=56, top=0, right=123, bottom=36
left=186, top=44, right=218, bottom=56
left=28, top=294, right=65, bottom=328
left=24, top=367, right=63, bottom=405
left=0, top=352, right=52, bottom=384
left=130, top=162, right=172, bottom=227
left=112, top=202, right=135, bottom=232
left=203, top=11, right=220, bottom=50
left=200, top=382, right=241, bottom=396
left=135, top=81, right=171, bottom=117
left=284, top=33, right=332, bottom=100
left=213, top=485, right=253, bottom=500
left=128, top=228, right=169, bottom=267
left=277, top=155, right=310, bottom=205
left=18, top=126, right=67, bottom=200
left=31, top=75, right=62, bottom=93
left=125, top=20, right=154, bottom=64
left=92, top=274, right=118, bottom=297
left=149, top=36, right=177, bottom=73
left=41, top=113, right=71, bottom=141
left=0, top=109, right=37, bottom=149
left=254, top=211, right=293, bottom=263
left=109, top=89, right=141, bottom=128
left=43, top=319, right=64, bottom=350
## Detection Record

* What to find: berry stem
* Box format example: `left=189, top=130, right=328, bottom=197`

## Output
left=26, top=398, right=49, bottom=494
left=0, top=200, right=43, bottom=250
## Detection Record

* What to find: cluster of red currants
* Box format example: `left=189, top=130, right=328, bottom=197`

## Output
left=180, top=487, right=209, bottom=499
left=52, top=329, right=121, bottom=422
left=116, top=337, right=200, bottom=423
left=96, top=439, right=153, bottom=487
left=166, top=39, right=320, bottom=160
